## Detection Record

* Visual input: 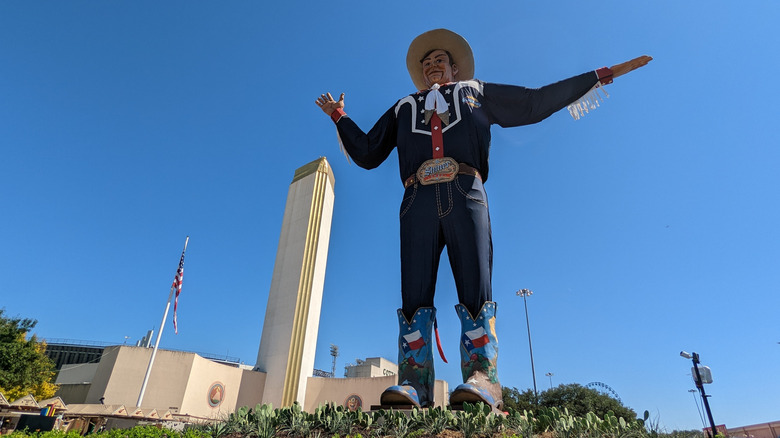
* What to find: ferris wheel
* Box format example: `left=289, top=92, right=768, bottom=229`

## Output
left=585, top=381, right=622, bottom=404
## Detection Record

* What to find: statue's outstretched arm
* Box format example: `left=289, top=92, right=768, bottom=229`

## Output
left=610, top=55, right=653, bottom=79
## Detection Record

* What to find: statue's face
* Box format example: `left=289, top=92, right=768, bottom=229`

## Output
left=422, top=49, right=458, bottom=88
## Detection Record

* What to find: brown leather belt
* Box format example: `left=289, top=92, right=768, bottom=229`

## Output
left=404, top=163, right=481, bottom=189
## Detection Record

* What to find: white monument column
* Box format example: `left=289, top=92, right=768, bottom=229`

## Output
left=256, top=157, right=335, bottom=408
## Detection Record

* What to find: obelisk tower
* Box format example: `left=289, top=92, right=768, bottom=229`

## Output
left=256, top=157, right=335, bottom=408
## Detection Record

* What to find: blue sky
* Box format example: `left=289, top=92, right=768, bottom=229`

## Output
left=2, top=0, right=779, bottom=431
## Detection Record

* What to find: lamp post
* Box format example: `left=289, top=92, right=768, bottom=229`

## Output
left=330, top=344, right=339, bottom=378
left=680, top=351, right=718, bottom=437
left=545, top=372, right=554, bottom=389
left=516, top=288, right=538, bottom=402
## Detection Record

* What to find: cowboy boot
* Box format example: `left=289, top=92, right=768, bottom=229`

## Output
left=380, top=307, right=436, bottom=407
left=450, top=301, right=503, bottom=410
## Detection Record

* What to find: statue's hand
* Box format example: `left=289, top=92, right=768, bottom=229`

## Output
left=316, top=92, right=345, bottom=116
left=610, top=55, right=653, bottom=79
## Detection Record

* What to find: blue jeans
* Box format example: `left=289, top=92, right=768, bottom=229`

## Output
left=399, top=174, right=493, bottom=320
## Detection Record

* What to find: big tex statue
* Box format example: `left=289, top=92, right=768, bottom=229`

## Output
left=316, top=29, right=651, bottom=410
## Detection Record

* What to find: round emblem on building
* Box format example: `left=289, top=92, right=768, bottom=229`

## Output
left=207, top=382, right=225, bottom=407
left=344, top=394, right=362, bottom=411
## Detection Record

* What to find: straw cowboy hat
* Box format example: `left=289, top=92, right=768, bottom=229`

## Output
left=406, top=29, right=475, bottom=91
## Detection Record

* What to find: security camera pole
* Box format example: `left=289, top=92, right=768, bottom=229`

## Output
left=681, top=351, right=718, bottom=437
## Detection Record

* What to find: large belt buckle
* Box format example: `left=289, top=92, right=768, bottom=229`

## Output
left=416, top=157, right=459, bottom=186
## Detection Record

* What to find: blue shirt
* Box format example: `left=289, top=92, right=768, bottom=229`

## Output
left=335, top=72, right=599, bottom=183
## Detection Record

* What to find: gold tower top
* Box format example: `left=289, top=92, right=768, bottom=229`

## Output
left=292, top=157, right=335, bottom=188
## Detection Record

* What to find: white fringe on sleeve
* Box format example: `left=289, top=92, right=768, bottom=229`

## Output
left=567, top=83, right=610, bottom=120
left=336, top=130, right=352, bottom=164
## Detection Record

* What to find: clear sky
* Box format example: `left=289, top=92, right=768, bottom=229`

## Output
left=2, top=0, right=778, bottom=431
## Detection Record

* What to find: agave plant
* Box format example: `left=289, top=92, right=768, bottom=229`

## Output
left=194, top=421, right=228, bottom=438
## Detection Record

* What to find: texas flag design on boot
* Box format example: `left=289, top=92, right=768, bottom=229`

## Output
left=462, top=327, right=490, bottom=352
left=403, top=330, right=426, bottom=353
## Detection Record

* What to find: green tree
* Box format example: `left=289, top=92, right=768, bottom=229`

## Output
left=540, top=383, right=637, bottom=419
left=502, top=386, right=536, bottom=413
left=0, top=309, right=58, bottom=400
left=502, top=383, right=638, bottom=420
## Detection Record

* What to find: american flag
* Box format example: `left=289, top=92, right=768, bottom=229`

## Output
left=172, top=244, right=187, bottom=334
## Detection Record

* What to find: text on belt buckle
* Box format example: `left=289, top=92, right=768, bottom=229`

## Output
left=416, top=158, right=459, bottom=185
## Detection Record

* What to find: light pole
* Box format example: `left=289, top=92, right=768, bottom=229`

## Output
left=329, top=344, right=339, bottom=378
left=516, top=288, right=538, bottom=402
left=545, top=372, right=554, bottom=389
left=680, top=351, right=717, bottom=437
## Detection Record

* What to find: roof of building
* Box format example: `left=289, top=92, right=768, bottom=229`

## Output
left=9, top=394, right=39, bottom=409
left=38, top=396, right=68, bottom=410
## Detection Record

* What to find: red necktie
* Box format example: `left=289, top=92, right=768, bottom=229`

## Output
left=431, top=112, right=444, bottom=158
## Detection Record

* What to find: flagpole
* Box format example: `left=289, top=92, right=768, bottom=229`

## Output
left=136, top=236, right=189, bottom=407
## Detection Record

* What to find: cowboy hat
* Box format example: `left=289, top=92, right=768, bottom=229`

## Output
left=406, top=29, right=475, bottom=91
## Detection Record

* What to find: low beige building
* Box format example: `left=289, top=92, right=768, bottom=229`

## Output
left=55, top=347, right=448, bottom=418
left=344, top=357, right=397, bottom=378
left=58, top=346, right=265, bottom=419
left=726, top=421, right=780, bottom=438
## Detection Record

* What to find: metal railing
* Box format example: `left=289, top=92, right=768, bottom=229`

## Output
left=42, top=338, right=242, bottom=365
